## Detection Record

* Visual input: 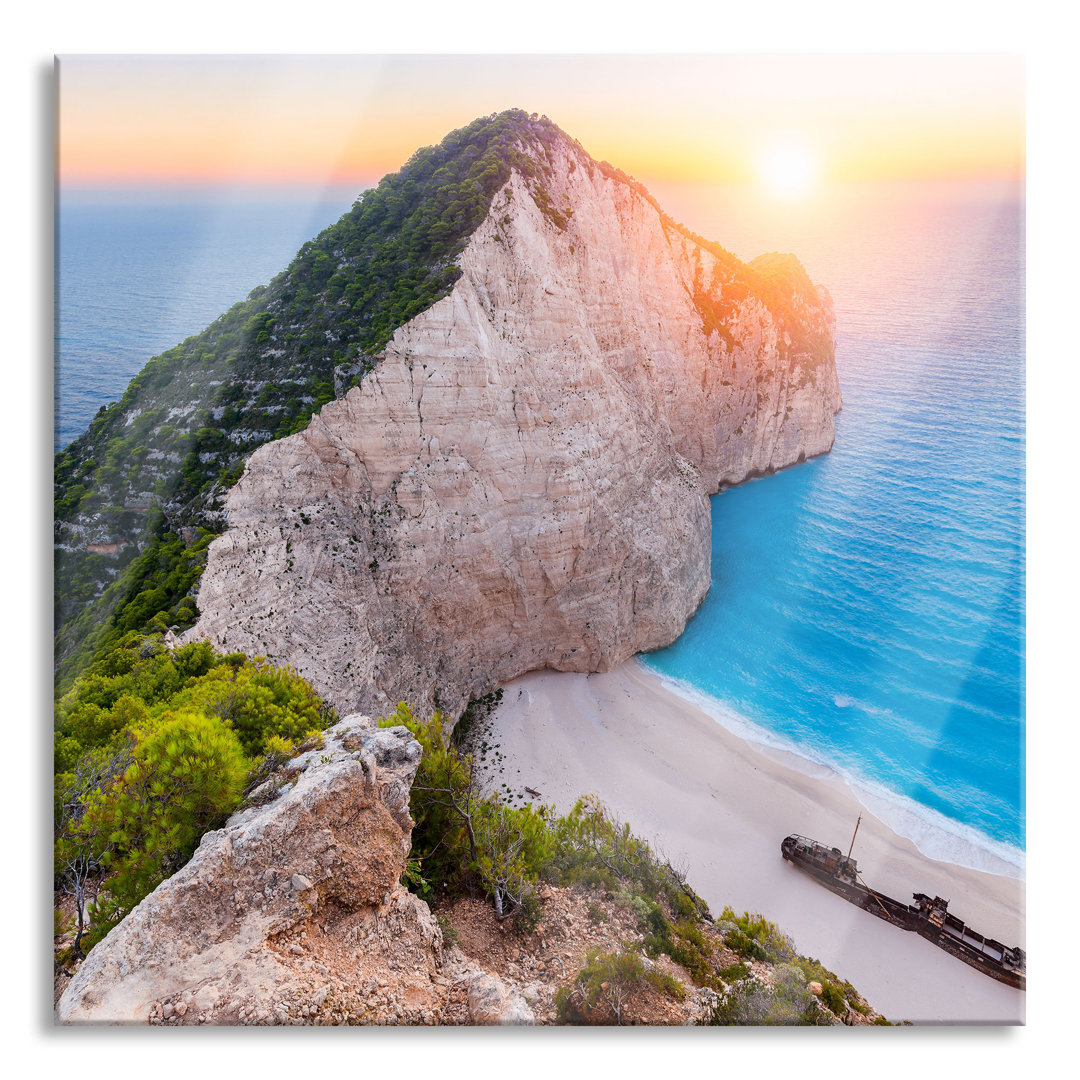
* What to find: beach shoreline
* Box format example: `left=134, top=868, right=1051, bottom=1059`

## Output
left=639, top=661, right=1025, bottom=881
left=481, top=659, right=1025, bottom=1024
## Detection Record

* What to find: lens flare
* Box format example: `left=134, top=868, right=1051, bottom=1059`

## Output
left=757, top=137, right=820, bottom=200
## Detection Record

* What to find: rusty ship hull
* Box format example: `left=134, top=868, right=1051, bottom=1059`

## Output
left=781, top=834, right=1025, bottom=991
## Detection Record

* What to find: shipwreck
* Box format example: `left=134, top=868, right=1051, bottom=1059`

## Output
left=780, top=822, right=1025, bottom=991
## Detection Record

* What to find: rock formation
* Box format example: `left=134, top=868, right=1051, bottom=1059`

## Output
left=188, top=122, right=841, bottom=718
left=56, top=715, right=883, bottom=1026
left=57, top=716, right=447, bottom=1025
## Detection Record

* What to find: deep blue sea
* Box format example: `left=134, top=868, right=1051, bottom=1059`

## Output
left=56, top=179, right=1025, bottom=871
left=55, top=188, right=358, bottom=450
left=644, top=179, right=1025, bottom=871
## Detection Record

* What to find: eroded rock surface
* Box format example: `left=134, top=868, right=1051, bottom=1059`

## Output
left=189, top=132, right=840, bottom=718
left=57, top=716, right=448, bottom=1025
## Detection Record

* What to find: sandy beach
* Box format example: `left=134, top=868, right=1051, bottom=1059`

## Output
left=479, top=660, right=1025, bottom=1024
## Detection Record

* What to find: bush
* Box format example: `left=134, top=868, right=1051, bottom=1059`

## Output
left=379, top=703, right=553, bottom=921
left=820, top=982, right=846, bottom=1015
left=435, top=915, right=459, bottom=950
left=381, top=705, right=716, bottom=963
left=705, top=961, right=835, bottom=1027
left=556, top=949, right=646, bottom=1025
left=718, top=960, right=750, bottom=984
left=65, top=711, right=246, bottom=950
left=794, top=956, right=865, bottom=1016
left=720, top=908, right=795, bottom=963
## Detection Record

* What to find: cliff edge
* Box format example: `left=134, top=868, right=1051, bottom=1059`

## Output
left=187, top=115, right=841, bottom=718
left=58, top=717, right=448, bottom=1025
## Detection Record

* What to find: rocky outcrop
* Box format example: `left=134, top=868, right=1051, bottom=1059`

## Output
left=57, top=716, right=450, bottom=1025
left=188, top=125, right=840, bottom=719
left=56, top=740, right=885, bottom=1027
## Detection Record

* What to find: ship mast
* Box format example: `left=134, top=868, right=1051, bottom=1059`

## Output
left=847, top=815, right=862, bottom=860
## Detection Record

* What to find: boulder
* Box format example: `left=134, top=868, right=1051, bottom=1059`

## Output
left=57, top=716, right=445, bottom=1025
left=467, top=973, right=535, bottom=1026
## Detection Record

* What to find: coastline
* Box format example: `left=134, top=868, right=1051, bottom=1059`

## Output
left=639, top=661, right=1025, bottom=879
left=482, top=659, right=1025, bottom=1024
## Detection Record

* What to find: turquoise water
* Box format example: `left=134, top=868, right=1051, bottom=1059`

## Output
left=56, top=180, right=1025, bottom=867
left=642, top=180, right=1025, bottom=867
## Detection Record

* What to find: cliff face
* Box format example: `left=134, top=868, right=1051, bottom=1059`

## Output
left=188, top=127, right=840, bottom=718
left=53, top=110, right=554, bottom=686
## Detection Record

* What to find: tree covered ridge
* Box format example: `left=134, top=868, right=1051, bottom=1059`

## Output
left=52, top=109, right=567, bottom=688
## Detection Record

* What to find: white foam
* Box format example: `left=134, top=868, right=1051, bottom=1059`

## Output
left=638, top=659, right=1025, bottom=881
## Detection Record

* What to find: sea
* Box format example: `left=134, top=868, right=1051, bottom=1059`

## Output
left=55, top=178, right=1025, bottom=874
left=54, top=186, right=361, bottom=451
left=646, top=178, right=1025, bottom=874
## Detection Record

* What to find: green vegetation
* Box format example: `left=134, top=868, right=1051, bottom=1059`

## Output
left=380, top=703, right=873, bottom=1026
left=54, top=635, right=334, bottom=963
left=706, top=962, right=832, bottom=1026
left=554, top=949, right=654, bottom=1024
left=555, top=947, right=686, bottom=1025
left=792, top=954, right=871, bottom=1018
left=53, top=110, right=568, bottom=692
left=382, top=706, right=702, bottom=919
left=702, top=912, right=871, bottom=1024
left=56, top=522, right=219, bottom=692
left=718, top=907, right=796, bottom=964
left=380, top=704, right=712, bottom=957
left=377, top=704, right=556, bottom=920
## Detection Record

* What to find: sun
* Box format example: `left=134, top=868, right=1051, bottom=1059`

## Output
left=757, top=137, right=820, bottom=201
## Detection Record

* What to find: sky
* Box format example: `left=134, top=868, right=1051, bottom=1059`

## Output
left=56, top=53, right=1024, bottom=195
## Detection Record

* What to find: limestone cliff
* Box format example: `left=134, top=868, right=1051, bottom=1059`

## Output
left=187, top=119, right=840, bottom=719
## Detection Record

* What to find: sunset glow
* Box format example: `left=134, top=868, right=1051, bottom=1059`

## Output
left=56, top=55, right=1024, bottom=194
left=757, top=137, right=820, bottom=200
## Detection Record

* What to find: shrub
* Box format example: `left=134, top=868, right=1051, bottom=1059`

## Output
left=646, top=969, right=686, bottom=1001
left=67, top=711, right=246, bottom=950
left=379, top=703, right=554, bottom=920
left=820, top=982, right=846, bottom=1015
left=794, top=956, right=865, bottom=1016
left=380, top=705, right=715, bottom=958
left=718, top=960, right=750, bottom=984
left=556, top=949, right=646, bottom=1025
left=667, top=918, right=716, bottom=985
left=705, top=962, right=834, bottom=1027
left=515, top=891, right=544, bottom=935
left=720, top=908, right=795, bottom=963
left=435, top=915, right=459, bottom=950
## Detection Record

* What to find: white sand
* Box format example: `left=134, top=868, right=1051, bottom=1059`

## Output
left=480, top=660, right=1025, bottom=1024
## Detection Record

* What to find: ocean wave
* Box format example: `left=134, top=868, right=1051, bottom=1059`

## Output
left=636, top=659, right=1025, bottom=880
